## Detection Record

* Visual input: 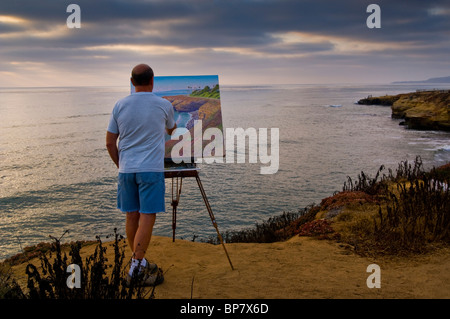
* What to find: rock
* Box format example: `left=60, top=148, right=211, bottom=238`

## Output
left=358, top=90, right=450, bottom=131
left=162, top=95, right=224, bottom=158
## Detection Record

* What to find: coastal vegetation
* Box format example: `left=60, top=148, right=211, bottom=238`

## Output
left=357, top=90, right=450, bottom=131
left=189, top=84, right=220, bottom=99
left=0, top=230, right=155, bottom=299
left=214, top=157, right=449, bottom=257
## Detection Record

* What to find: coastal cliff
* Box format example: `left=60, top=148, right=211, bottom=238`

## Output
left=163, top=95, right=223, bottom=157
left=358, top=90, right=450, bottom=131
left=163, top=95, right=222, bottom=130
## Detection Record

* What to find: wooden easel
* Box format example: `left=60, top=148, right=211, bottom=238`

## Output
left=164, top=167, right=234, bottom=270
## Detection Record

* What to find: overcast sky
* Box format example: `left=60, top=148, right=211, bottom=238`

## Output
left=0, top=0, right=449, bottom=87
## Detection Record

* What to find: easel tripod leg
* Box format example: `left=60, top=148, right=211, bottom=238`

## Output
left=171, top=177, right=182, bottom=242
left=195, top=172, right=234, bottom=271
left=172, top=201, right=176, bottom=242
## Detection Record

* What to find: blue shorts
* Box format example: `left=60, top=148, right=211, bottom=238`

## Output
left=117, top=172, right=165, bottom=214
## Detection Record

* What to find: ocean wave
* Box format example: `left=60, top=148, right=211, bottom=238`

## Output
left=438, top=145, right=450, bottom=152
left=66, top=113, right=110, bottom=119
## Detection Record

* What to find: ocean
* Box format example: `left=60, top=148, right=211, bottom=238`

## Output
left=1, top=83, right=450, bottom=260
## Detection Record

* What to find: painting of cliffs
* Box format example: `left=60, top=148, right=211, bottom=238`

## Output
left=131, top=75, right=223, bottom=161
left=163, top=94, right=223, bottom=159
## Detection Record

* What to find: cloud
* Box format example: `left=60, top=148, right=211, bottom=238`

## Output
left=428, top=6, right=450, bottom=16
left=0, top=0, right=449, bottom=86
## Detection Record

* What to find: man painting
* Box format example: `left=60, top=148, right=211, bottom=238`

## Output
left=106, top=64, right=177, bottom=286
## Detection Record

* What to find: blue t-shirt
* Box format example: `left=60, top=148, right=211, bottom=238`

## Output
left=107, top=92, right=175, bottom=173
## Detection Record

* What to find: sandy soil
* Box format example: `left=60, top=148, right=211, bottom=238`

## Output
left=12, top=235, right=449, bottom=299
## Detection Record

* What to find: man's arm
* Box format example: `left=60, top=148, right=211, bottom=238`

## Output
left=166, top=123, right=177, bottom=136
left=106, top=131, right=120, bottom=168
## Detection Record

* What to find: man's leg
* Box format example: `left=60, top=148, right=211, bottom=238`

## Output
left=126, top=212, right=162, bottom=285
left=132, top=172, right=163, bottom=260
left=132, top=213, right=156, bottom=260
left=126, top=211, right=140, bottom=252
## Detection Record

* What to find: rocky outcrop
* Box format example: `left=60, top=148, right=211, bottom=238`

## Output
left=163, top=95, right=223, bottom=158
left=163, top=95, right=222, bottom=129
left=358, top=91, right=450, bottom=131
left=164, top=95, right=208, bottom=113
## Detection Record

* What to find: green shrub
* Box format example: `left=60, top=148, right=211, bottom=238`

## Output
left=341, top=157, right=449, bottom=255
left=9, top=229, right=156, bottom=299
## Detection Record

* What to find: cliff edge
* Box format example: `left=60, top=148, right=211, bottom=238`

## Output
left=358, top=90, right=450, bottom=131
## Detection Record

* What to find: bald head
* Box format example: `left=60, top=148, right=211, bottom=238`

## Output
left=131, top=64, right=154, bottom=87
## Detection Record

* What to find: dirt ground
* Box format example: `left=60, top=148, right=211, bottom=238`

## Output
left=11, top=235, right=449, bottom=299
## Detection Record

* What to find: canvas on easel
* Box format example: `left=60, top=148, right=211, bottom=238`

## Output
left=131, top=75, right=224, bottom=171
